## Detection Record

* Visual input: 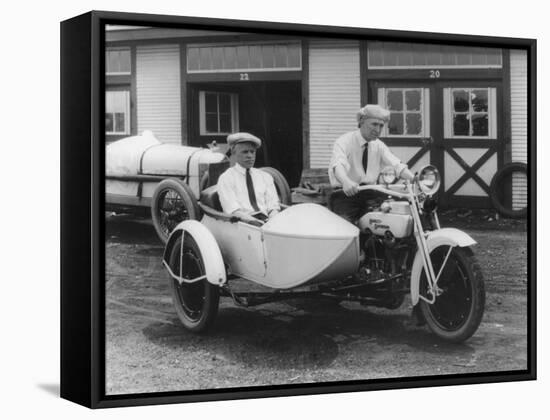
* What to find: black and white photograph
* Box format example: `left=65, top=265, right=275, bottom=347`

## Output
left=0, top=0, right=539, bottom=417
left=101, top=17, right=531, bottom=398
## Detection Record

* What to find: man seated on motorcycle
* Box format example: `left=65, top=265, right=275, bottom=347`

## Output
left=328, top=104, right=414, bottom=223
left=217, top=132, right=281, bottom=227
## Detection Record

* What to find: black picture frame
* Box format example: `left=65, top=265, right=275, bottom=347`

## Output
left=61, top=10, right=536, bottom=409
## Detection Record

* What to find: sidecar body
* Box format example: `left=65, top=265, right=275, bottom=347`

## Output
left=164, top=186, right=360, bottom=289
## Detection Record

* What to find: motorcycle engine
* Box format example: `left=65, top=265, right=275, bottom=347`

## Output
left=357, top=200, right=413, bottom=238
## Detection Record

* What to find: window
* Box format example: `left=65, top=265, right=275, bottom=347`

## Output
left=444, top=88, right=497, bottom=138
left=106, top=90, right=130, bottom=135
left=106, top=48, right=131, bottom=75
left=199, top=91, right=239, bottom=135
left=188, top=42, right=302, bottom=73
left=377, top=88, right=430, bottom=137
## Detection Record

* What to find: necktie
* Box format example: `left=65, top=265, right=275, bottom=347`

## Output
left=362, top=143, right=369, bottom=173
left=246, top=169, right=260, bottom=212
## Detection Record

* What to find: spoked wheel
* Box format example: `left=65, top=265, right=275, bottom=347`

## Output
left=419, top=246, right=485, bottom=343
left=168, top=234, right=219, bottom=332
left=151, top=179, right=199, bottom=243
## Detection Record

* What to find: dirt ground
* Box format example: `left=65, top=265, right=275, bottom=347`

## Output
left=105, top=210, right=528, bottom=395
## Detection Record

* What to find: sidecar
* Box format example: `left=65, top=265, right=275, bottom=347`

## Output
left=162, top=184, right=361, bottom=331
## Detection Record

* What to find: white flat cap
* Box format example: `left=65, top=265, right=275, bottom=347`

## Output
left=226, top=132, right=262, bottom=148
left=356, top=104, right=391, bottom=124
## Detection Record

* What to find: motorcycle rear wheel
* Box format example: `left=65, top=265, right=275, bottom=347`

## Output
left=419, top=246, right=485, bottom=343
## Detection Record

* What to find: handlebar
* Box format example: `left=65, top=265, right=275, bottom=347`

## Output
left=356, top=183, right=411, bottom=199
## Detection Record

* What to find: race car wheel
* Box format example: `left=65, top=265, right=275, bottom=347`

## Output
left=260, top=167, right=292, bottom=205
left=419, top=246, right=485, bottom=343
left=151, top=179, right=199, bottom=244
left=168, top=234, right=219, bottom=332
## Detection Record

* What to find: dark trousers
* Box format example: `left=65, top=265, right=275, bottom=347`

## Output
left=328, top=190, right=386, bottom=223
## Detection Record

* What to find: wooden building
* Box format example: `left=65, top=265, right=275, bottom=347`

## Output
left=106, top=26, right=528, bottom=209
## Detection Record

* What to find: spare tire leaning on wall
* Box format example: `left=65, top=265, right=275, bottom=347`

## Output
left=489, top=162, right=528, bottom=219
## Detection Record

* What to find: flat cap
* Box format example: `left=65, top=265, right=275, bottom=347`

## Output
left=356, top=104, right=391, bottom=124
left=226, top=132, right=262, bottom=148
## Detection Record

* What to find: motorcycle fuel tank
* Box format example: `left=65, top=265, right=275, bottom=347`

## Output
left=358, top=210, right=413, bottom=238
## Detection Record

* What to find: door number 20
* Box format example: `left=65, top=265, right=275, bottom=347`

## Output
left=429, top=70, right=441, bottom=78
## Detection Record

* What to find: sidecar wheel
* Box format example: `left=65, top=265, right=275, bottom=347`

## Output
left=168, top=234, right=219, bottom=332
left=419, top=246, right=485, bottom=343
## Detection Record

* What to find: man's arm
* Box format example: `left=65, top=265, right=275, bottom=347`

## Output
left=263, top=173, right=280, bottom=217
left=218, top=173, right=264, bottom=226
left=333, top=164, right=359, bottom=196
left=330, top=140, right=359, bottom=197
left=380, top=143, right=414, bottom=181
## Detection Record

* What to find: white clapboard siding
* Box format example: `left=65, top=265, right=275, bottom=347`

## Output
left=309, top=40, right=360, bottom=168
left=136, top=45, right=181, bottom=144
left=510, top=49, right=528, bottom=209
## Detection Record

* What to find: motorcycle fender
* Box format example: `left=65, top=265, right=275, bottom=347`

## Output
left=163, top=220, right=226, bottom=286
left=410, top=228, right=476, bottom=306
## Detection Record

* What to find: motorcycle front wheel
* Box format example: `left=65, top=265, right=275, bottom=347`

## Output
left=419, top=246, right=485, bottom=343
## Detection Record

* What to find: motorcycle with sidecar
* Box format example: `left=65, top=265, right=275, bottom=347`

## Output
left=163, top=165, right=485, bottom=343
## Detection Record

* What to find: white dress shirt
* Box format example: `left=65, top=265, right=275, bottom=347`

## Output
left=328, top=130, right=407, bottom=186
left=217, top=163, right=280, bottom=215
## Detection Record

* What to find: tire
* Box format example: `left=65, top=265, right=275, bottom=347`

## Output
left=489, top=162, right=528, bottom=219
left=151, top=179, right=199, bottom=244
left=168, top=234, right=219, bottom=332
left=419, top=246, right=485, bottom=343
left=259, top=167, right=292, bottom=205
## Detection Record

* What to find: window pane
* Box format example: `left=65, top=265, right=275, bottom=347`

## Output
left=262, top=45, right=275, bottom=68
left=453, top=90, right=469, bottom=112
left=406, top=114, right=422, bottom=135
left=187, top=48, right=200, bottom=71
left=389, top=114, right=404, bottom=135
left=472, top=89, right=488, bottom=112
left=219, top=113, right=232, bottom=133
left=219, top=94, right=231, bottom=113
left=106, top=49, right=131, bottom=74
left=106, top=114, right=114, bottom=132
left=387, top=90, right=403, bottom=111
left=199, top=48, right=213, bottom=70
left=249, top=45, right=262, bottom=68
left=205, top=93, right=218, bottom=113
left=274, top=45, right=287, bottom=67
left=237, top=46, right=249, bottom=68
left=472, top=114, right=488, bottom=136
left=287, top=44, right=301, bottom=67
left=115, top=113, right=125, bottom=132
left=212, top=47, right=223, bottom=69
left=405, top=90, right=421, bottom=111
left=205, top=113, right=218, bottom=133
left=224, top=47, right=237, bottom=69
left=453, top=114, right=470, bottom=136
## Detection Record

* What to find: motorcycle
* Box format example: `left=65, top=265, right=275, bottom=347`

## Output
left=163, top=165, right=485, bottom=343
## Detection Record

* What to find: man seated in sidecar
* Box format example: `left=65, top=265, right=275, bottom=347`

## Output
left=217, top=132, right=281, bottom=226
left=328, top=104, right=415, bottom=223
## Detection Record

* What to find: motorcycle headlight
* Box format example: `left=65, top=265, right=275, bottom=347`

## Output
left=379, top=166, right=397, bottom=185
left=418, top=165, right=441, bottom=195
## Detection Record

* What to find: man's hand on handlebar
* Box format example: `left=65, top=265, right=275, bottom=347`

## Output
left=342, top=179, right=360, bottom=197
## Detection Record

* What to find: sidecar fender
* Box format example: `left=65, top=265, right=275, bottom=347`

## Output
left=163, top=220, right=226, bottom=286
left=410, top=228, right=477, bottom=306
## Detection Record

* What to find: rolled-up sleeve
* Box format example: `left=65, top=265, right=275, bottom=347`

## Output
left=217, top=172, right=241, bottom=215
left=381, top=143, right=407, bottom=177
left=329, top=141, right=351, bottom=173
